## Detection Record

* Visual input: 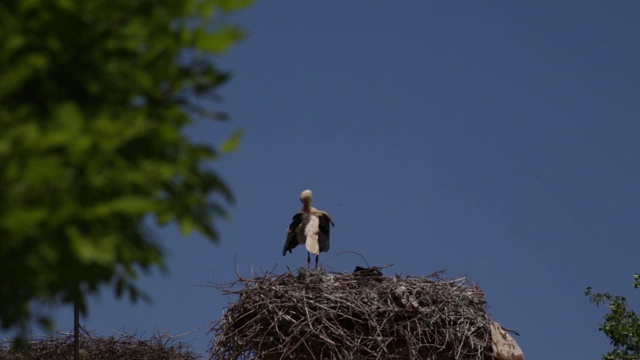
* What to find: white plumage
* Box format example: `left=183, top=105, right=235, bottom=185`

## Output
left=303, top=215, right=320, bottom=255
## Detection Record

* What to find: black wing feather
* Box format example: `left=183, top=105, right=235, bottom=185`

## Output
left=282, top=213, right=303, bottom=255
left=318, top=213, right=334, bottom=253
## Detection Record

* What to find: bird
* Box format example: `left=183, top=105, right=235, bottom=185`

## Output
left=282, top=189, right=335, bottom=268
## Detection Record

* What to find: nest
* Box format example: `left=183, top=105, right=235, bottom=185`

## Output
left=0, top=330, right=201, bottom=360
left=209, top=267, right=494, bottom=360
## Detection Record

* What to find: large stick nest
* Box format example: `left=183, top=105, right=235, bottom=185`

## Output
left=209, top=267, right=494, bottom=360
left=0, top=330, right=201, bottom=360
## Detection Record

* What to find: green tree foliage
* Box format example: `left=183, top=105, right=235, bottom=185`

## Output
left=0, top=0, right=252, bottom=333
left=586, top=274, right=640, bottom=360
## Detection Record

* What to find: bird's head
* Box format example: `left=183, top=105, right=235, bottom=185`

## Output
left=300, top=189, right=313, bottom=209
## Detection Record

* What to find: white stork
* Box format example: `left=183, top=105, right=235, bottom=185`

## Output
left=282, top=189, right=335, bottom=268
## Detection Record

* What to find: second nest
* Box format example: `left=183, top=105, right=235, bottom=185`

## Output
left=210, top=267, right=493, bottom=360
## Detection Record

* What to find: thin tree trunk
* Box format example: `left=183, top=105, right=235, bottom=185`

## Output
left=74, top=301, right=79, bottom=360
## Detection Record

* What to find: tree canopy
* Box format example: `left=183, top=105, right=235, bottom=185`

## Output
left=0, top=0, right=252, bottom=332
left=586, top=274, right=640, bottom=360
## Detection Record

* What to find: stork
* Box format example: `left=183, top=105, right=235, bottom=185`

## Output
left=282, top=189, right=335, bottom=268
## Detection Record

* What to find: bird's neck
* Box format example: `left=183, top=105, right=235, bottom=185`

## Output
left=302, top=203, right=312, bottom=212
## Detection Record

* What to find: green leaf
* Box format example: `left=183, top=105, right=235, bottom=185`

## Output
left=2, top=208, right=48, bottom=233
left=194, top=26, right=246, bottom=54
left=70, top=233, right=117, bottom=265
left=178, top=216, right=198, bottom=235
left=88, top=197, right=158, bottom=217
left=216, top=0, right=256, bottom=12
left=53, top=102, right=83, bottom=132
left=220, top=128, right=244, bottom=153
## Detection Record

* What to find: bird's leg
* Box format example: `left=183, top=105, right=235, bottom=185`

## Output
left=307, top=252, right=311, bottom=268
left=315, top=254, right=319, bottom=269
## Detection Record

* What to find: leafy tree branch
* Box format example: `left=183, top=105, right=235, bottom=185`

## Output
left=0, top=0, right=253, bottom=333
left=586, top=274, right=640, bottom=360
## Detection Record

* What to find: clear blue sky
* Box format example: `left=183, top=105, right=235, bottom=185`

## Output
left=46, top=1, right=640, bottom=358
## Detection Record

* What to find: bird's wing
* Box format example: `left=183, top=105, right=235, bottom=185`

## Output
left=322, top=211, right=335, bottom=227
left=317, top=212, right=333, bottom=253
left=282, top=212, right=303, bottom=256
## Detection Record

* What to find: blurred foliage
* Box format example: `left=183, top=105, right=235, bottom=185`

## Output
left=0, top=0, right=252, bottom=333
left=585, top=274, right=640, bottom=360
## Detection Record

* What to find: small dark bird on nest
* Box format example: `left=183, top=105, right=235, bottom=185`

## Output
left=353, top=266, right=383, bottom=277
